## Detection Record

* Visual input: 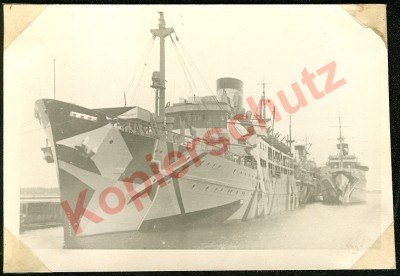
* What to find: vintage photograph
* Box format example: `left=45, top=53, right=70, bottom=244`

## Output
left=4, top=4, right=395, bottom=271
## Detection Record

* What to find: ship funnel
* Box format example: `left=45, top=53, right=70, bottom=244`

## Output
left=216, top=77, right=243, bottom=114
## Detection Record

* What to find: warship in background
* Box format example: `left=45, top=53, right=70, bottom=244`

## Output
left=34, top=12, right=302, bottom=248
left=319, top=117, right=369, bottom=204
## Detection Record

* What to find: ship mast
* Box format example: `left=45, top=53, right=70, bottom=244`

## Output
left=338, top=115, right=344, bottom=169
left=150, top=12, right=174, bottom=118
left=257, top=79, right=270, bottom=121
left=287, top=115, right=295, bottom=154
left=305, top=136, right=308, bottom=159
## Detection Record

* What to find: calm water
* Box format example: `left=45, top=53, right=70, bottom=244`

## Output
left=21, top=193, right=381, bottom=250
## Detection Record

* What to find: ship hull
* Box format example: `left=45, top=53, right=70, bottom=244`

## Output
left=298, top=182, right=317, bottom=204
left=35, top=99, right=299, bottom=248
left=319, top=168, right=367, bottom=204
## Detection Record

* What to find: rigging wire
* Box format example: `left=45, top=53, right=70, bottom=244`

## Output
left=169, top=35, right=201, bottom=98
left=169, top=35, right=196, bottom=97
left=121, top=36, right=156, bottom=107
left=175, top=38, right=226, bottom=112
left=128, top=54, right=151, bottom=106
left=170, top=35, right=228, bottom=113
left=170, top=34, right=227, bottom=135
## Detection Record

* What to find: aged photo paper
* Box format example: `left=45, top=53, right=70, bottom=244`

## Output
left=4, top=4, right=395, bottom=271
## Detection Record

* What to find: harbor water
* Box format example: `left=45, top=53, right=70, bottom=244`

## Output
left=20, top=193, right=381, bottom=250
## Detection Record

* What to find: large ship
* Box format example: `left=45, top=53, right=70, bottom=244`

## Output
left=319, top=117, right=369, bottom=204
left=34, top=12, right=300, bottom=248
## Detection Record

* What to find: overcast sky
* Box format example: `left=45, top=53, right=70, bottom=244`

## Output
left=5, top=5, right=389, bottom=190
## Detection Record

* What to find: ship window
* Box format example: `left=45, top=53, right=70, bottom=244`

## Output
left=215, top=188, right=218, bottom=192
left=192, top=184, right=196, bottom=189
left=233, top=169, right=236, bottom=174
left=205, top=186, right=209, bottom=191
left=207, top=162, right=211, bottom=166
left=212, top=163, right=217, bottom=168
left=269, top=164, right=274, bottom=176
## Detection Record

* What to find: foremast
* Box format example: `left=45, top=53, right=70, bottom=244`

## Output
left=150, top=12, right=174, bottom=119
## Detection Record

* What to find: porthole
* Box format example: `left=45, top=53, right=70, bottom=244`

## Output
left=212, top=163, right=217, bottom=168
left=233, top=169, right=236, bottom=174
left=192, top=184, right=196, bottom=190
left=207, top=162, right=211, bottom=166
left=205, top=186, right=209, bottom=191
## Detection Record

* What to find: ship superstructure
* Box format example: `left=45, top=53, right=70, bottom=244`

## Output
left=35, top=12, right=300, bottom=248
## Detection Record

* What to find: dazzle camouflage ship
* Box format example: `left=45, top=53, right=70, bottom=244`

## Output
left=319, top=117, right=369, bottom=204
left=35, top=12, right=301, bottom=248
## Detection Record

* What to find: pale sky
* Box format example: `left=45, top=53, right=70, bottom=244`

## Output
left=5, top=5, right=390, bottom=190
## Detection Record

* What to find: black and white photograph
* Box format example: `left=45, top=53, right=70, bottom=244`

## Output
left=4, top=4, right=395, bottom=271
